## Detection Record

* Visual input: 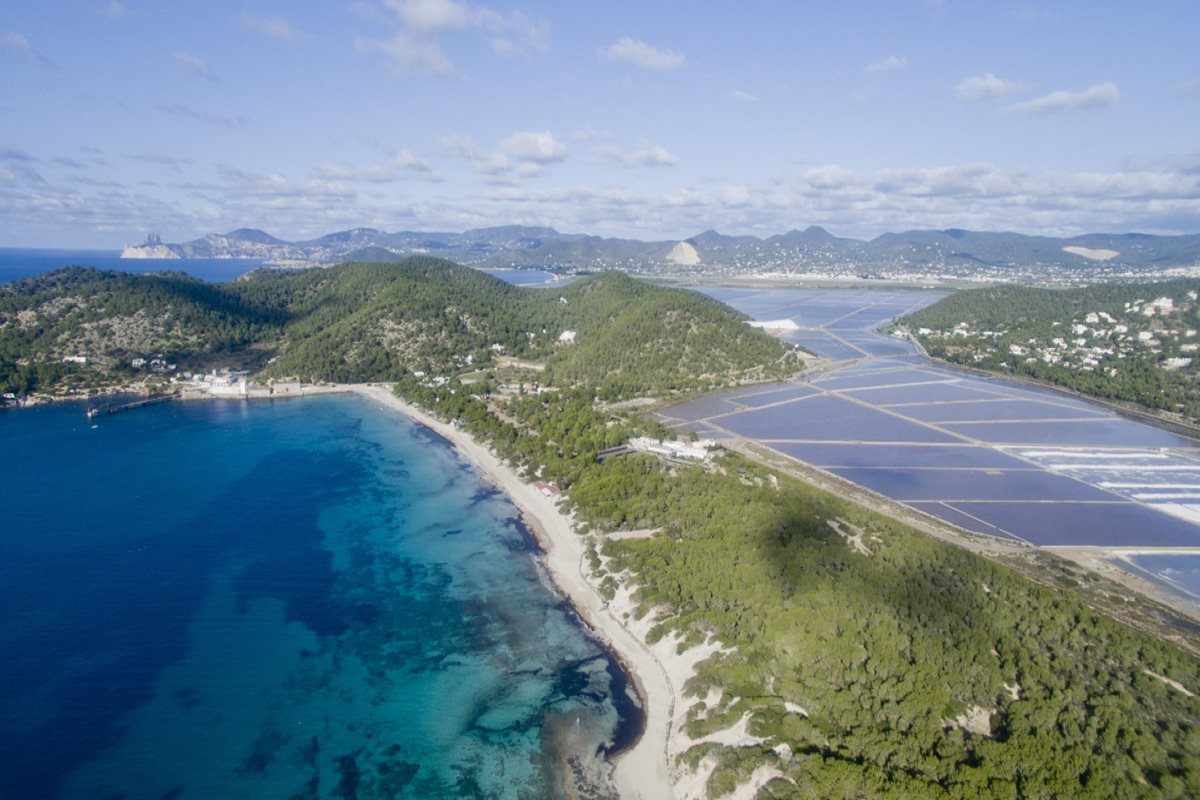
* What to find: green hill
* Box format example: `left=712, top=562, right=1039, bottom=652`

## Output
left=902, top=279, right=1200, bottom=421
left=0, top=267, right=285, bottom=394
left=0, top=258, right=800, bottom=397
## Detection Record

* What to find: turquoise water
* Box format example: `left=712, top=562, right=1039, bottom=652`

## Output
left=0, top=395, right=634, bottom=798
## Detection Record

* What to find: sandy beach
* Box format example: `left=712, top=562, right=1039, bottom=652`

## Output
left=349, top=384, right=682, bottom=799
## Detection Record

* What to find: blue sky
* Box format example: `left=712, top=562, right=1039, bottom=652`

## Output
left=2, top=0, right=1198, bottom=247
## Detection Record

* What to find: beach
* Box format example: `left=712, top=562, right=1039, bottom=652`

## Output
left=350, top=384, right=683, bottom=799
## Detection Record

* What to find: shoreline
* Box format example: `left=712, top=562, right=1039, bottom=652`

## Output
left=347, top=384, right=679, bottom=800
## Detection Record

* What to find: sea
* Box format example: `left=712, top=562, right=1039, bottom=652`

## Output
left=0, top=248, right=565, bottom=287
left=0, top=394, right=637, bottom=799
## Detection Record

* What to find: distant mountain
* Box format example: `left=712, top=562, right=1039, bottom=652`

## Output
left=121, top=225, right=1200, bottom=280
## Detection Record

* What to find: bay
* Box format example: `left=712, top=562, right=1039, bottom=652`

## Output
left=0, top=394, right=633, bottom=798
left=0, top=249, right=565, bottom=287
left=0, top=248, right=268, bottom=284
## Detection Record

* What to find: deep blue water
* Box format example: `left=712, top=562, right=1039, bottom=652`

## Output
left=0, top=395, right=633, bottom=798
left=0, top=249, right=566, bottom=287
left=0, top=248, right=267, bottom=284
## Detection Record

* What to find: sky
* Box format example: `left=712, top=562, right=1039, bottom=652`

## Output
left=2, top=0, right=1199, bottom=248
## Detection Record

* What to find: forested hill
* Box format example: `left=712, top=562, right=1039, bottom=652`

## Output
left=0, top=258, right=800, bottom=397
left=901, top=279, right=1200, bottom=421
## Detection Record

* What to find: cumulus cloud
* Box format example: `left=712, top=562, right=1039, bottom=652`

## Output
left=499, top=131, right=566, bottom=163
left=241, top=14, right=306, bottom=43
left=173, top=51, right=217, bottom=81
left=390, top=0, right=470, bottom=30
left=311, top=150, right=438, bottom=182
left=441, top=131, right=566, bottom=183
left=874, top=163, right=1021, bottom=197
left=155, top=103, right=246, bottom=129
left=956, top=72, right=1025, bottom=101
left=361, top=0, right=546, bottom=77
left=599, top=37, right=685, bottom=70
left=866, top=55, right=907, bottom=73
left=1, top=32, right=52, bottom=65
left=1011, top=82, right=1120, bottom=114
left=599, top=143, right=679, bottom=168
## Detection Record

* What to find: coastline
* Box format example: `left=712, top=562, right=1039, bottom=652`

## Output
left=348, top=384, right=681, bottom=800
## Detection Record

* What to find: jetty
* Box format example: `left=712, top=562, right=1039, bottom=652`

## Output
left=86, top=393, right=176, bottom=419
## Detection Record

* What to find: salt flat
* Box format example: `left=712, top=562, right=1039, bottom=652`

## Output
left=654, top=287, right=1200, bottom=599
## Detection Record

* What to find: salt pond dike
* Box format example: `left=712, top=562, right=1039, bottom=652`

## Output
left=0, top=258, right=801, bottom=399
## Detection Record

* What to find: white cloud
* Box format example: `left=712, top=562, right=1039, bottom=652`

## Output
left=357, top=31, right=452, bottom=76
left=1178, top=79, right=1200, bottom=95
left=731, top=90, right=759, bottom=103
left=1, top=32, right=52, bottom=65
left=388, top=0, right=470, bottom=31
left=866, top=55, right=907, bottom=73
left=1011, top=82, right=1120, bottom=114
left=599, top=143, right=679, bottom=168
left=956, top=72, right=1025, bottom=101
left=499, top=131, right=566, bottom=163
left=718, top=184, right=753, bottom=207
left=362, top=1, right=546, bottom=78
left=477, top=8, right=546, bottom=57
left=173, top=51, right=217, bottom=81
left=311, top=150, right=438, bottom=182
left=874, top=163, right=1021, bottom=198
left=441, top=131, right=565, bottom=183
left=242, top=14, right=306, bottom=43
left=439, top=133, right=480, bottom=159
left=599, top=37, right=685, bottom=70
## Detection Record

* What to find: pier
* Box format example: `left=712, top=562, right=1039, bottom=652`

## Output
left=86, top=393, right=176, bottom=419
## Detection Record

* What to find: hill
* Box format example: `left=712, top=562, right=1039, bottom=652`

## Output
left=0, top=267, right=285, bottom=395
left=901, top=279, right=1200, bottom=422
left=121, top=225, right=1200, bottom=282
left=0, top=258, right=800, bottom=398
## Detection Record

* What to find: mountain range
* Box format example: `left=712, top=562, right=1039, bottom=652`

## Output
left=122, top=225, right=1200, bottom=277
